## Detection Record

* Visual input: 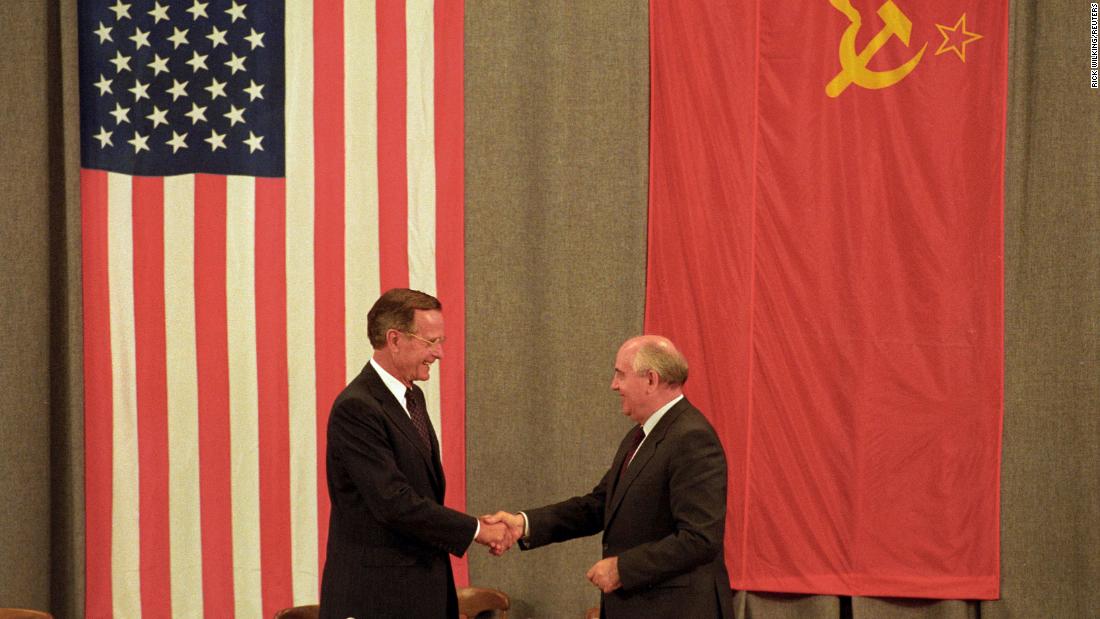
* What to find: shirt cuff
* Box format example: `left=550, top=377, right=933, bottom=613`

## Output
left=519, top=511, right=530, bottom=539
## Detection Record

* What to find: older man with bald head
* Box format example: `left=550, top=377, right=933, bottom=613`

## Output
left=484, top=335, right=733, bottom=618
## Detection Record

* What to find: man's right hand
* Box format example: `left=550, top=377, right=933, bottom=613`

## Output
left=474, top=520, right=514, bottom=555
left=480, top=511, right=526, bottom=555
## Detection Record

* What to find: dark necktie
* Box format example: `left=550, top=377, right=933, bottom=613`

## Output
left=617, top=426, right=646, bottom=485
left=404, top=387, right=433, bottom=452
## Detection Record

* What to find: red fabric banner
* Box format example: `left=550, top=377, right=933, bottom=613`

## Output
left=646, top=0, right=1006, bottom=599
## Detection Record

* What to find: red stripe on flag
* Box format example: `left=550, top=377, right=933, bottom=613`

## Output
left=194, top=174, right=236, bottom=617
left=131, top=176, right=173, bottom=616
left=376, top=0, right=409, bottom=290
left=433, top=0, right=468, bottom=588
left=81, top=169, right=114, bottom=619
left=313, top=0, right=347, bottom=577
left=256, top=178, right=293, bottom=618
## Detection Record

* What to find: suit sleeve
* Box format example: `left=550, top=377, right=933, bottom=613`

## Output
left=329, top=398, right=478, bottom=557
left=520, top=466, right=614, bottom=550
left=616, top=424, right=728, bottom=591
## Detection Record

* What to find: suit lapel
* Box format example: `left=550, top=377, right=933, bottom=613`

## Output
left=605, top=399, right=688, bottom=528
left=361, top=365, right=443, bottom=488
left=606, top=431, right=638, bottom=502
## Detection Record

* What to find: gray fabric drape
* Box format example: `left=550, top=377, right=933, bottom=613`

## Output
left=0, top=2, right=83, bottom=618
left=464, top=2, right=650, bottom=615
left=0, top=0, right=1095, bottom=617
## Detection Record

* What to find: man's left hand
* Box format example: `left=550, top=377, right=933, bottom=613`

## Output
left=586, top=556, right=621, bottom=593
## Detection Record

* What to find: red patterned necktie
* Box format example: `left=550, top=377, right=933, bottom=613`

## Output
left=404, top=387, right=433, bottom=452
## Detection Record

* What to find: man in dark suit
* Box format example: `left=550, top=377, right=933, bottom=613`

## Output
left=484, top=335, right=733, bottom=618
left=320, top=288, right=511, bottom=619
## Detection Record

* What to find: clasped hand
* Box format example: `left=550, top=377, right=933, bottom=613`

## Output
left=475, top=512, right=620, bottom=592
left=474, top=511, right=525, bottom=556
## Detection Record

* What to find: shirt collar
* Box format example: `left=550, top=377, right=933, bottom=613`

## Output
left=370, top=357, right=410, bottom=414
left=641, top=394, right=683, bottom=437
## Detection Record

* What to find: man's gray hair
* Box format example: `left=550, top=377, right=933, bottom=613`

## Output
left=631, top=337, right=689, bottom=386
left=367, top=288, right=442, bottom=349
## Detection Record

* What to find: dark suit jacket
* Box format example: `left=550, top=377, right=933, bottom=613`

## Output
left=319, top=362, right=477, bottom=619
left=522, top=398, right=733, bottom=619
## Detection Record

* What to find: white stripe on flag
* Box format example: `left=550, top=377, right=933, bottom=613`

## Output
left=405, top=0, right=443, bottom=437
left=164, top=175, right=204, bottom=618
left=285, top=0, right=320, bottom=603
left=227, top=176, right=263, bottom=617
left=108, top=172, right=141, bottom=618
left=345, top=0, right=381, bottom=380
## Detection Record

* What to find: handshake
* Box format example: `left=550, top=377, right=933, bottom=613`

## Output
left=471, top=510, right=622, bottom=592
left=473, top=511, right=525, bottom=556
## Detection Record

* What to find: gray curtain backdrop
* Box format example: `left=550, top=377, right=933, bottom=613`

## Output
left=1, top=1, right=1096, bottom=617
left=0, top=1, right=84, bottom=618
left=464, top=2, right=650, bottom=616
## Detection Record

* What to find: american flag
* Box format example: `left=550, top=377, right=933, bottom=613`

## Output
left=78, top=1, right=466, bottom=617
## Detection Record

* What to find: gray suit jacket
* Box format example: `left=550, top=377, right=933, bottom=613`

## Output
left=522, top=398, right=733, bottom=619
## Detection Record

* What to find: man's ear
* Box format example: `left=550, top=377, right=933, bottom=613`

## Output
left=386, top=328, right=401, bottom=349
left=646, top=369, right=660, bottom=389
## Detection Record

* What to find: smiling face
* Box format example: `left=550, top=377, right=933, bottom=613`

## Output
left=390, top=309, right=444, bottom=385
left=610, top=341, right=654, bottom=424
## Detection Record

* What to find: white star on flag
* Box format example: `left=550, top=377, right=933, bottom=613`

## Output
left=243, top=131, right=264, bottom=153
left=168, top=26, right=189, bottom=49
left=184, top=102, right=207, bottom=124
left=128, top=79, right=150, bottom=102
left=186, top=51, right=208, bottom=73
left=166, top=130, right=188, bottom=153
left=226, top=1, right=247, bottom=23
left=109, top=51, right=131, bottom=73
left=148, top=2, right=169, bottom=23
left=225, top=53, right=247, bottom=75
left=127, top=131, right=149, bottom=153
left=245, top=28, right=265, bottom=50
left=146, top=106, right=169, bottom=128
left=129, top=27, right=151, bottom=50
left=167, top=79, right=189, bottom=101
left=186, top=0, right=208, bottom=21
left=147, top=54, right=169, bottom=76
left=224, top=105, right=246, bottom=126
left=204, top=128, right=227, bottom=151
left=94, top=74, right=113, bottom=96
left=204, top=77, right=227, bottom=99
left=244, top=80, right=264, bottom=101
left=108, top=0, right=130, bottom=20
left=206, top=25, right=228, bottom=48
left=109, top=102, right=130, bottom=125
left=94, top=22, right=112, bottom=43
left=93, top=127, right=113, bottom=148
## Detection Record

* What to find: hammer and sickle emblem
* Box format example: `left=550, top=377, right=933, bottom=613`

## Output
left=825, top=0, right=927, bottom=97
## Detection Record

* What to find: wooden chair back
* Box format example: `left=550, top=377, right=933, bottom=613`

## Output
left=272, top=604, right=318, bottom=619
left=0, top=610, right=53, bottom=619
left=458, top=586, right=510, bottom=618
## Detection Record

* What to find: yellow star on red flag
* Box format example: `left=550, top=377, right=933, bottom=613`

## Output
left=935, top=13, right=983, bottom=62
